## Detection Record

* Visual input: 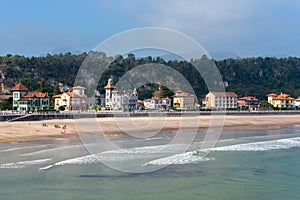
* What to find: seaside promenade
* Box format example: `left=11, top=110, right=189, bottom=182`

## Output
left=0, top=110, right=299, bottom=122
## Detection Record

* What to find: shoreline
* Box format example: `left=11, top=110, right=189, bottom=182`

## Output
left=1, top=111, right=300, bottom=122
left=0, top=115, right=300, bottom=143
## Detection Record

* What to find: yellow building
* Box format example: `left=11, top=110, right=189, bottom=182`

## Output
left=53, top=86, right=87, bottom=111
left=173, top=90, right=195, bottom=109
left=205, top=92, right=238, bottom=109
left=267, top=92, right=295, bottom=108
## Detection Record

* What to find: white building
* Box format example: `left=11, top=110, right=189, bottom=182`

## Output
left=104, top=79, right=138, bottom=110
left=294, top=97, right=300, bottom=108
left=143, top=97, right=172, bottom=110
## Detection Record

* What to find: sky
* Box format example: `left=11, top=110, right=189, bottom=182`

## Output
left=0, top=0, right=300, bottom=59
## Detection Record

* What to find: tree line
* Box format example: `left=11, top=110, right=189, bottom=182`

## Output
left=0, top=52, right=299, bottom=102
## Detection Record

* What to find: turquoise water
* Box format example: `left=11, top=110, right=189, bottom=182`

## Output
left=1, top=127, right=300, bottom=199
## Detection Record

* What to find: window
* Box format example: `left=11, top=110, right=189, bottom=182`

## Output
left=13, top=93, right=19, bottom=98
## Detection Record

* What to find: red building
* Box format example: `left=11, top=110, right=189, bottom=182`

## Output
left=238, top=96, right=259, bottom=110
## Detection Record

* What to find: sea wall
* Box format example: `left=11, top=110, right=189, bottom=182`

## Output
left=1, top=111, right=299, bottom=122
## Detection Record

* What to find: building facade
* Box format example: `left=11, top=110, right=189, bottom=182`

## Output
left=294, top=97, right=300, bottom=108
left=11, top=83, right=50, bottom=112
left=143, top=97, right=172, bottom=110
left=173, top=90, right=195, bottom=109
left=205, top=92, right=238, bottom=109
left=238, top=96, right=259, bottom=110
left=104, top=79, right=138, bottom=110
left=53, top=86, right=87, bottom=111
left=267, top=92, right=295, bottom=108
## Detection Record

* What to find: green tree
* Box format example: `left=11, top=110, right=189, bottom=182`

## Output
left=53, top=82, right=60, bottom=96
left=0, top=99, right=12, bottom=110
left=39, top=78, right=46, bottom=93
left=259, top=100, right=274, bottom=109
left=59, top=105, right=65, bottom=111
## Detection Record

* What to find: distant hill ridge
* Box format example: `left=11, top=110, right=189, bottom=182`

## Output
left=0, top=52, right=299, bottom=100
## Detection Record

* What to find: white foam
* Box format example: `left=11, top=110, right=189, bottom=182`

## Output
left=0, top=145, right=47, bottom=153
left=21, top=144, right=84, bottom=156
left=143, top=137, right=300, bottom=166
left=0, top=158, right=52, bottom=169
left=208, top=137, right=300, bottom=152
left=40, top=137, right=300, bottom=169
left=39, top=144, right=187, bottom=170
left=144, top=152, right=214, bottom=166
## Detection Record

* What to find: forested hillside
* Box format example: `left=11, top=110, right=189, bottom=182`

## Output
left=0, top=52, right=299, bottom=100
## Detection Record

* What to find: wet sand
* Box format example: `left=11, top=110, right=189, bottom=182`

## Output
left=0, top=115, right=299, bottom=142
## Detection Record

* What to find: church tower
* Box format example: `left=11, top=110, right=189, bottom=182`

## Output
left=104, top=78, right=116, bottom=107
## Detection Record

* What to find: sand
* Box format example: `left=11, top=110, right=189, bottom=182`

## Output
left=0, top=115, right=299, bottom=142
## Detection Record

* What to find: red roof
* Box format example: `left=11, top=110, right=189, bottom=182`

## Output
left=173, top=91, right=194, bottom=97
left=267, top=93, right=295, bottom=100
left=53, top=94, right=62, bottom=98
left=11, top=83, right=28, bottom=91
left=274, top=93, right=294, bottom=100
left=211, top=92, right=238, bottom=97
left=73, top=86, right=86, bottom=90
left=66, top=91, right=83, bottom=98
left=19, top=92, right=49, bottom=100
left=104, top=85, right=116, bottom=89
left=238, top=96, right=258, bottom=101
left=267, top=93, right=277, bottom=97
left=0, top=95, right=12, bottom=100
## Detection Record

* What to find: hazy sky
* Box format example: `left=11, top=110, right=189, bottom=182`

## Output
left=1, top=0, right=299, bottom=59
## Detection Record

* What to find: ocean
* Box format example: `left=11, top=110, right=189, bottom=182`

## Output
left=1, top=126, right=300, bottom=199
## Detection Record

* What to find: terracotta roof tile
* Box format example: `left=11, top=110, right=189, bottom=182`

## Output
left=66, top=91, right=84, bottom=98
left=73, top=86, right=86, bottom=90
left=11, top=83, right=28, bottom=91
left=238, top=96, right=258, bottom=101
left=173, top=91, right=194, bottom=97
left=211, top=92, right=238, bottom=97
left=19, top=92, right=49, bottom=100
left=267, top=93, right=277, bottom=97
left=0, top=95, right=12, bottom=99
left=53, top=94, right=62, bottom=98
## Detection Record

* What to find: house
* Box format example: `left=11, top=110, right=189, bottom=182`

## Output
left=18, top=92, right=50, bottom=112
left=53, top=86, right=87, bottom=111
left=205, top=92, right=238, bottom=109
left=161, top=97, right=172, bottom=109
left=238, top=96, right=259, bottom=110
left=144, top=97, right=161, bottom=109
left=104, top=79, right=138, bottom=110
left=143, top=97, right=172, bottom=110
left=11, top=83, right=50, bottom=112
left=267, top=92, right=295, bottom=108
left=173, top=90, right=195, bottom=109
left=294, top=97, right=300, bottom=108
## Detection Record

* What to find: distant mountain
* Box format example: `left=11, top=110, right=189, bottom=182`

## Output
left=210, top=51, right=240, bottom=60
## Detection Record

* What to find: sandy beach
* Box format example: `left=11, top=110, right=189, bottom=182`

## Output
left=0, top=115, right=300, bottom=142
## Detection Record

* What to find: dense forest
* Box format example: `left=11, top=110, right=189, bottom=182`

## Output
left=0, top=52, right=299, bottom=101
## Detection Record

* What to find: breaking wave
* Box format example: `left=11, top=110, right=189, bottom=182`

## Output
left=39, top=137, right=300, bottom=169
left=0, top=158, right=52, bottom=169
